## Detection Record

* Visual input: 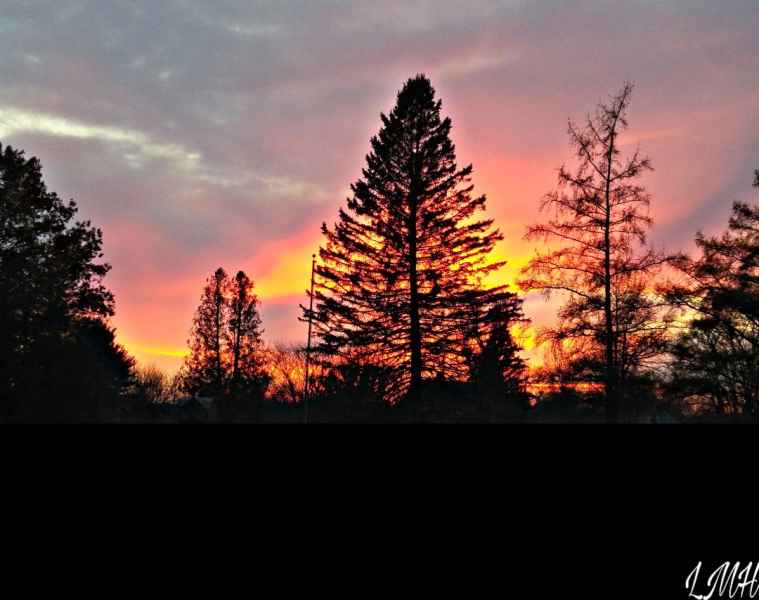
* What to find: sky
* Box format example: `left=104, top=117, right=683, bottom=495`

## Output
left=1, top=0, right=758, bottom=372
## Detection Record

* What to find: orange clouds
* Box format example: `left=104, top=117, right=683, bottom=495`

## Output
left=251, top=227, right=322, bottom=300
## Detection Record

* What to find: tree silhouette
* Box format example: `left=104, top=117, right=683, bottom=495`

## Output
left=467, top=300, right=528, bottom=413
left=307, top=75, right=516, bottom=405
left=226, top=270, right=268, bottom=414
left=519, top=83, right=669, bottom=422
left=182, top=267, right=229, bottom=398
left=0, top=143, right=125, bottom=421
left=228, top=271, right=263, bottom=384
left=665, top=174, right=759, bottom=415
left=63, top=318, right=135, bottom=420
left=181, top=268, right=268, bottom=418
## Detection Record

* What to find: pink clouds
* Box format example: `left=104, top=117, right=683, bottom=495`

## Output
left=1, top=1, right=757, bottom=374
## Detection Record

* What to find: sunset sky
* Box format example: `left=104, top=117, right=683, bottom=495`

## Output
left=1, top=0, right=757, bottom=372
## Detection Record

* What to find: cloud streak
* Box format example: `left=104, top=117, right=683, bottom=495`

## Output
left=0, top=106, right=201, bottom=170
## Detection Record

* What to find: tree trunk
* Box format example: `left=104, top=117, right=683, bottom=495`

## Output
left=232, top=315, right=241, bottom=391
left=408, top=195, right=423, bottom=405
left=408, top=142, right=423, bottom=405
left=604, top=127, right=618, bottom=423
left=215, top=299, right=223, bottom=394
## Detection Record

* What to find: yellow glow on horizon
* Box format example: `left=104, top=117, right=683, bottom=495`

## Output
left=122, top=340, right=189, bottom=359
left=114, top=217, right=552, bottom=377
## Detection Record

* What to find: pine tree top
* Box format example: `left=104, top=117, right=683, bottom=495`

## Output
left=391, top=74, right=438, bottom=116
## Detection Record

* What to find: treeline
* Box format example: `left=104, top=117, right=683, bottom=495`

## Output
left=1, top=75, right=757, bottom=422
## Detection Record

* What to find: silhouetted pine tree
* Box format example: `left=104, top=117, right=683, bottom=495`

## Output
left=308, top=75, right=517, bottom=405
left=182, top=267, right=229, bottom=398
left=226, top=270, right=268, bottom=412
left=0, top=143, right=126, bottom=421
left=181, top=268, right=269, bottom=419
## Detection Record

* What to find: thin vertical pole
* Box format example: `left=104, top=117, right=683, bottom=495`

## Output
left=304, top=253, right=316, bottom=424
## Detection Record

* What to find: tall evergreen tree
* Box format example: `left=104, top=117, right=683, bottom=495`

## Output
left=182, top=267, right=229, bottom=397
left=307, top=74, right=517, bottom=404
left=226, top=270, right=267, bottom=396
left=0, top=143, right=123, bottom=421
left=182, top=268, right=268, bottom=418
left=518, top=83, right=669, bottom=422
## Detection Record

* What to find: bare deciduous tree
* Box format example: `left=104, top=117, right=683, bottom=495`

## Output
left=519, top=83, right=670, bottom=421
